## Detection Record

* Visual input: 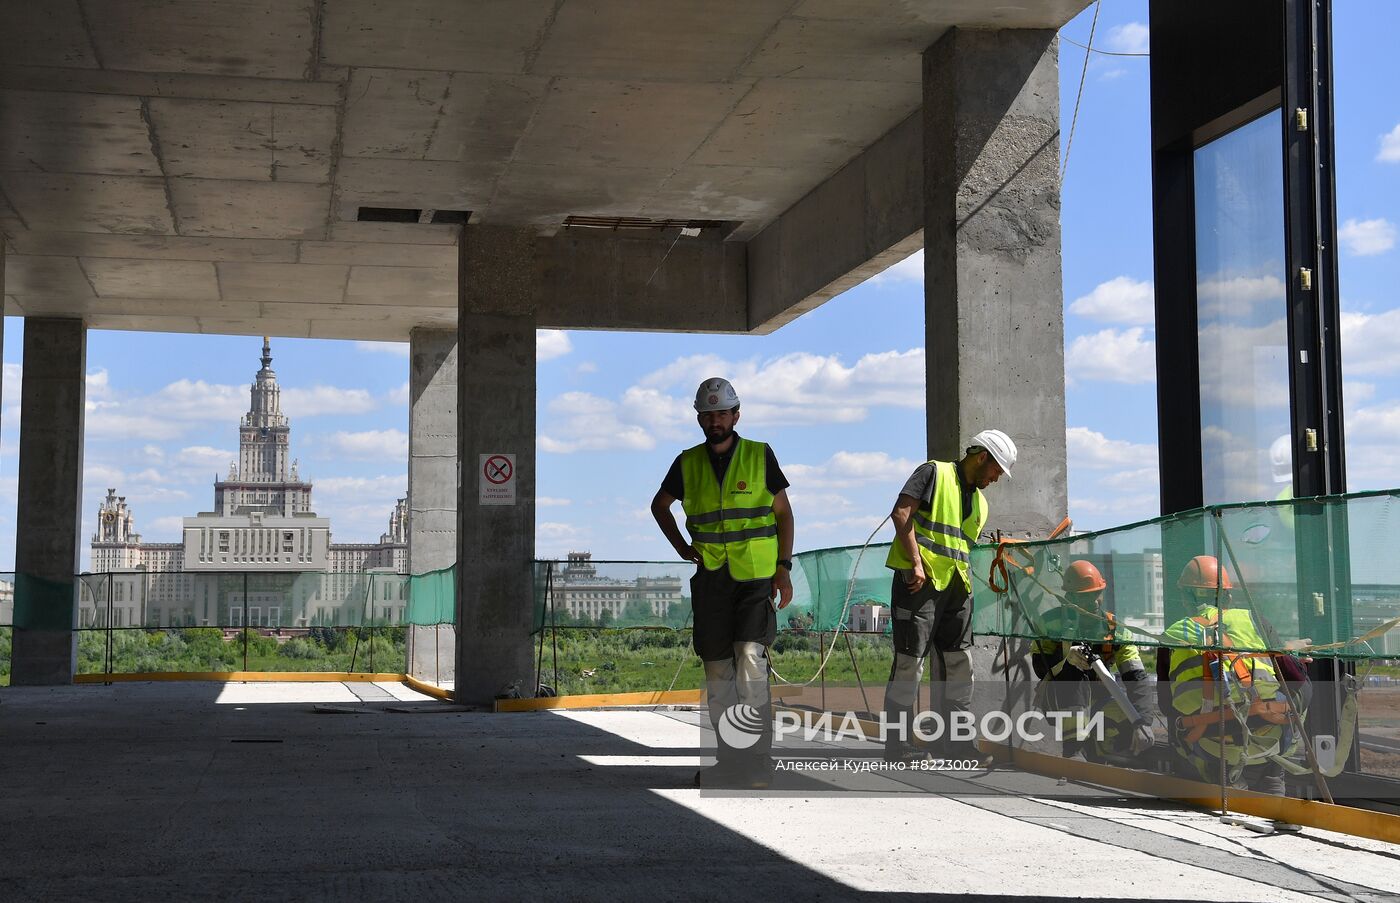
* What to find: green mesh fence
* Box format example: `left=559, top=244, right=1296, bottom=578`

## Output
left=530, top=546, right=898, bottom=634
left=970, top=489, right=1400, bottom=660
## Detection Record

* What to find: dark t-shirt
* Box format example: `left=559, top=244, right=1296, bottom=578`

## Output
left=659, top=433, right=789, bottom=501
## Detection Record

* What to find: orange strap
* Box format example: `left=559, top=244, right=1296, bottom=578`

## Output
left=1180, top=699, right=1291, bottom=744
left=986, top=516, right=1071, bottom=594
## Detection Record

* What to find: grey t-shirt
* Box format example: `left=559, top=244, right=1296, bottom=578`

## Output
left=898, top=461, right=975, bottom=522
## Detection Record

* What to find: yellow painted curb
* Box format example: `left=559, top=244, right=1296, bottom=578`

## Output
left=495, top=685, right=803, bottom=713
left=75, top=671, right=405, bottom=684
left=988, top=742, right=1400, bottom=845
left=403, top=673, right=455, bottom=702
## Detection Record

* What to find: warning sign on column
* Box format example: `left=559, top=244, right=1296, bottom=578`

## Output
left=479, top=453, right=516, bottom=506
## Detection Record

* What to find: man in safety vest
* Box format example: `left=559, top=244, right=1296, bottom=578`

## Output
left=651, top=377, right=795, bottom=788
left=881, top=429, right=1015, bottom=764
left=1031, top=560, right=1155, bottom=761
left=1156, top=556, right=1311, bottom=794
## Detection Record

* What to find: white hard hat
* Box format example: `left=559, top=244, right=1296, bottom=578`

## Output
left=969, top=428, right=1017, bottom=477
left=694, top=377, right=740, bottom=412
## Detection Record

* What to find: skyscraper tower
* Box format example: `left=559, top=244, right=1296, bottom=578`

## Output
left=213, top=338, right=312, bottom=517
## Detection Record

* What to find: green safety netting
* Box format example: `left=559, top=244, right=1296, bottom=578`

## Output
left=530, top=543, right=899, bottom=634
left=971, top=488, right=1400, bottom=660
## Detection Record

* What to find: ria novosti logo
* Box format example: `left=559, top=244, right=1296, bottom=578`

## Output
left=717, top=703, right=765, bottom=749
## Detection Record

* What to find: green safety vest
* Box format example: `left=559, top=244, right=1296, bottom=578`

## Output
left=680, top=439, right=778, bottom=581
left=885, top=460, right=986, bottom=592
left=1163, top=605, right=1288, bottom=767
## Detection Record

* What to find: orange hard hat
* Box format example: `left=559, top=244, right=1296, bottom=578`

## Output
left=1063, top=560, right=1106, bottom=594
left=1177, top=555, right=1233, bottom=590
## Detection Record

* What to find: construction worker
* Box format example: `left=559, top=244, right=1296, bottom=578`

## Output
left=882, top=429, right=1015, bottom=764
left=650, top=377, right=795, bottom=788
left=1031, top=560, right=1154, bottom=762
left=1156, top=556, right=1311, bottom=794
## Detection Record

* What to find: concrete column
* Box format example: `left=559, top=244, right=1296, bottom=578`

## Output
left=923, top=28, right=1066, bottom=538
left=407, top=327, right=457, bottom=684
left=11, top=318, right=86, bottom=685
left=457, top=227, right=537, bottom=704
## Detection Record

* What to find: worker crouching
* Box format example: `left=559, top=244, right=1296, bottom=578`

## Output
left=1157, top=556, right=1311, bottom=795
left=1031, top=560, right=1155, bottom=762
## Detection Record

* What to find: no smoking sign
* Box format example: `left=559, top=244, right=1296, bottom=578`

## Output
left=479, top=453, right=517, bottom=506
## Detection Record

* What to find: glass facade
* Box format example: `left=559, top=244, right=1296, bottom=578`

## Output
left=1193, top=109, right=1295, bottom=505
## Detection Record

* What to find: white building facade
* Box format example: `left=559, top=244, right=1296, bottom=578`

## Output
left=84, top=339, right=407, bottom=629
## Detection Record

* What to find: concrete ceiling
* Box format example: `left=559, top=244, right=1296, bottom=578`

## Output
left=0, top=0, right=1087, bottom=340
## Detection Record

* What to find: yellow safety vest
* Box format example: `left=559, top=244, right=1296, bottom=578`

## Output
left=680, top=439, right=778, bottom=581
left=886, top=460, right=986, bottom=592
left=1164, top=605, right=1290, bottom=767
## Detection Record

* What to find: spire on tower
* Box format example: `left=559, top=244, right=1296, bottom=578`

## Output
left=261, top=335, right=272, bottom=371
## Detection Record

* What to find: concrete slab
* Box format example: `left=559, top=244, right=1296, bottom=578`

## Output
left=530, top=0, right=791, bottom=82
left=340, top=69, right=547, bottom=162
left=3, top=254, right=97, bottom=297
left=345, top=265, right=455, bottom=307
left=82, top=257, right=220, bottom=300
left=0, top=684, right=1395, bottom=901
left=169, top=178, right=328, bottom=239
left=0, top=90, right=160, bottom=175
left=334, top=157, right=500, bottom=215
left=297, top=240, right=455, bottom=268
left=514, top=78, right=752, bottom=169
left=694, top=77, right=922, bottom=169
left=740, top=17, right=933, bottom=83
left=148, top=97, right=337, bottom=182
left=217, top=261, right=348, bottom=303
left=1, top=173, right=174, bottom=234
left=320, top=0, right=557, bottom=73
left=8, top=231, right=299, bottom=263
left=0, top=0, right=100, bottom=69
left=83, top=0, right=316, bottom=80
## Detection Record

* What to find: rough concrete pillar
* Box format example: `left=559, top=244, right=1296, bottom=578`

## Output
left=457, top=227, right=537, bottom=704
left=923, top=28, right=1066, bottom=538
left=11, top=318, right=86, bottom=685
left=407, top=327, right=457, bottom=685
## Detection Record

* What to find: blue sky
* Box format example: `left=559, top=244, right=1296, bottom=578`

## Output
left=1, top=0, right=1397, bottom=571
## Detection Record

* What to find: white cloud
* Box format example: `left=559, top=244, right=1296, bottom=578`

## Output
left=1195, top=274, right=1287, bottom=317
left=870, top=249, right=923, bottom=285
left=1344, top=381, right=1376, bottom=404
left=323, top=429, right=408, bottom=460
left=1065, top=327, right=1155, bottom=385
left=539, top=391, right=656, bottom=453
left=145, top=515, right=188, bottom=539
left=2, top=362, right=20, bottom=406
left=537, top=330, right=573, bottom=361
left=387, top=381, right=410, bottom=407
left=84, top=410, right=189, bottom=441
left=538, top=497, right=572, bottom=507
left=1103, top=22, right=1149, bottom=54
left=1339, top=218, right=1397, bottom=256
left=784, top=451, right=923, bottom=490
left=354, top=341, right=409, bottom=357
left=804, top=514, right=896, bottom=537
left=1068, top=276, right=1154, bottom=325
left=1066, top=427, right=1158, bottom=470
left=576, top=361, right=598, bottom=375
left=177, top=445, right=236, bottom=474
left=1341, top=308, right=1400, bottom=375
left=86, top=369, right=113, bottom=399
left=313, top=474, right=407, bottom=497
left=282, top=385, right=377, bottom=416
left=1378, top=124, right=1400, bottom=163
left=541, top=348, right=925, bottom=453
left=151, top=379, right=247, bottom=421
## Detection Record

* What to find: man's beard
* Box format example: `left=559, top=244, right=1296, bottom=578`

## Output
left=705, top=426, right=735, bottom=447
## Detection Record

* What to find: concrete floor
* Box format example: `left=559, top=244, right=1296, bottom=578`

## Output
left=2, top=683, right=1399, bottom=902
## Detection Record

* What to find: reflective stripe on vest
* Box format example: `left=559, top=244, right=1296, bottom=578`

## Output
left=1163, top=605, right=1287, bottom=764
left=680, top=439, right=778, bottom=581
left=886, top=460, right=987, bottom=591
